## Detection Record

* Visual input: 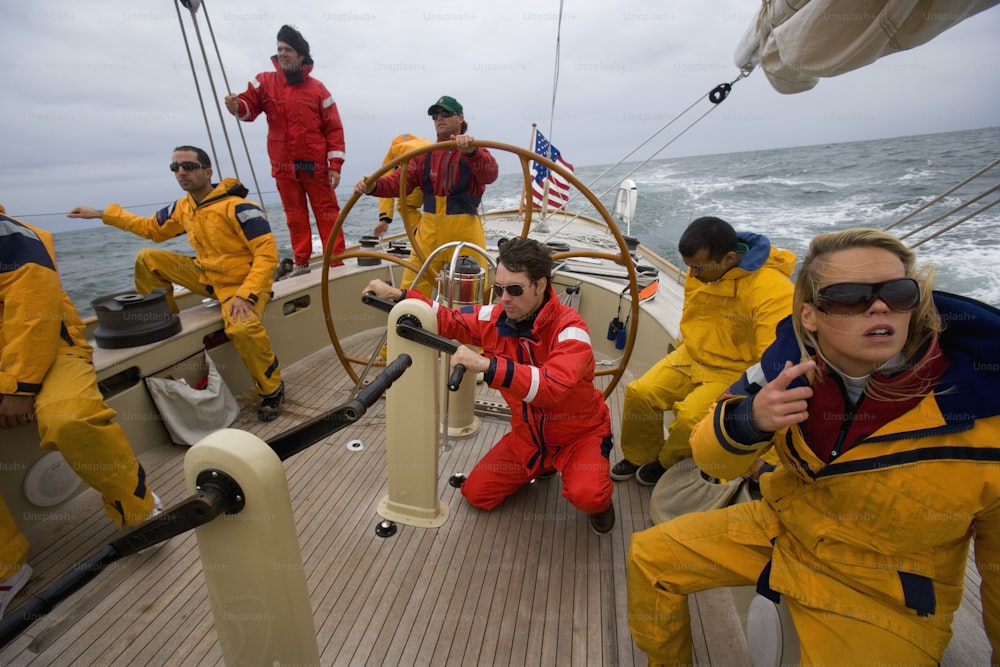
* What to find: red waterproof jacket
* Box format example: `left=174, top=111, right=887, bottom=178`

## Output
left=372, top=146, right=498, bottom=216
left=234, top=58, right=346, bottom=178
left=408, top=285, right=611, bottom=468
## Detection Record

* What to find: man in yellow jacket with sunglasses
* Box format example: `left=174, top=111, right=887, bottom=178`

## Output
left=69, top=145, right=284, bottom=421
left=613, top=216, right=795, bottom=486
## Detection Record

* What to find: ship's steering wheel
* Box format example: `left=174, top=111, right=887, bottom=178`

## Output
left=319, top=140, right=641, bottom=398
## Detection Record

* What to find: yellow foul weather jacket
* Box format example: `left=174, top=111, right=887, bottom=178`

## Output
left=677, top=231, right=796, bottom=383
left=0, top=205, right=91, bottom=396
left=377, top=133, right=431, bottom=228
left=0, top=205, right=155, bottom=558
left=101, top=179, right=277, bottom=305
left=690, top=296, right=1000, bottom=659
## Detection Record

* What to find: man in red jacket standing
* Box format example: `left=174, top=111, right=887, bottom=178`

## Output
left=226, top=25, right=346, bottom=276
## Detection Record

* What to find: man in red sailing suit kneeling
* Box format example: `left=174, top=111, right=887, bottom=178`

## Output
left=363, top=237, right=616, bottom=534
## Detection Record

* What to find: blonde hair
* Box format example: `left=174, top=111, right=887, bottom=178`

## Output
left=793, top=228, right=942, bottom=396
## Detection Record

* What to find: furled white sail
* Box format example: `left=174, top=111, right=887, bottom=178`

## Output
left=736, top=0, right=999, bottom=93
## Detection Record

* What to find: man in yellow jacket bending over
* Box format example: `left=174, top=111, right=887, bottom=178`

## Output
left=69, top=145, right=284, bottom=421
left=612, top=216, right=795, bottom=486
left=0, top=204, right=162, bottom=617
left=370, top=133, right=431, bottom=241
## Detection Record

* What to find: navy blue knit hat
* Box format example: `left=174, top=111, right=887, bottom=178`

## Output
left=277, top=25, right=310, bottom=60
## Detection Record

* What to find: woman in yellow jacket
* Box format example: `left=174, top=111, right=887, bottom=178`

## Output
left=626, top=228, right=1000, bottom=665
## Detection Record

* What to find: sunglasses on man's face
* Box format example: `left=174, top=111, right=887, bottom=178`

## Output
left=492, top=282, right=531, bottom=298
left=815, top=278, right=920, bottom=315
left=430, top=111, right=456, bottom=121
left=169, top=161, right=205, bottom=172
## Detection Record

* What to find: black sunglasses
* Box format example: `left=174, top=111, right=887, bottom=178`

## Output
left=816, top=278, right=920, bottom=315
left=492, top=282, right=530, bottom=298
left=169, top=161, right=205, bottom=172
left=430, top=111, right=456, bottom=121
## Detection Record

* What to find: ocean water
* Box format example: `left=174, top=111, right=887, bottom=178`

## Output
left=54, top=126, right=1000, bottom=319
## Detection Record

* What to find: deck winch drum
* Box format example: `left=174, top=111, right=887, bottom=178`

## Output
left=89, top=289, right=181, bottom=349
left=358, top=235, right=381, bottom=266
left=438, top=255, right=484, bottom=306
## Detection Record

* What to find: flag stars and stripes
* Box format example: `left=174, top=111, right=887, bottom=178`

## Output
left=530, top=130, right=574, bottom=211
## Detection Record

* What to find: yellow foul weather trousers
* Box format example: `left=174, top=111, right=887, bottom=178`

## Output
left=627, top=501, right=939, bottom=666
left=620, top=349, right=733, bottom=470
left=134, top=248, right=282, bottom=396
left=1, top=352, right=154, bottom=580
left=399, top=208, right=487, bottom=299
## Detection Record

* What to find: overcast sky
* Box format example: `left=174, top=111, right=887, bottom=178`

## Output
left=3, top=1, right=998, bottom=233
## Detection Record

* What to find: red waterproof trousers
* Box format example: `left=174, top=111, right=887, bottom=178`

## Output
left=276, top=170, right=345, bottom=266
left=462, top=430, right=613, bottom=515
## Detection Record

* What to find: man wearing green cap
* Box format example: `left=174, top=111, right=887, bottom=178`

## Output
left=354, top=96, right=498, bottom=297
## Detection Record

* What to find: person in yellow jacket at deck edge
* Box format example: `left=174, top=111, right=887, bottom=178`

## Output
left=627, top=228, right=1000, bottom=665
left=355, top=96, right=498, bottom=298
left=613, top=216, right=795, bottom=486
left=0, top=204, right=162, bottom=617
left=69, top=145, right=285, bottom=421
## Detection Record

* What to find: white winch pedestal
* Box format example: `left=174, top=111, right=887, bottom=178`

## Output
left=184, top=429, right=319, bottom=666
left=377, top=299, right=450, bottom=527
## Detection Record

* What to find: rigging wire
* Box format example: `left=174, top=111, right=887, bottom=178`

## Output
left=546, top=0, right=564, bottom=142
left=883, top=157, right=1000, bottom=231
left=523, top=6, right=993, bottom=251
left=525, top=0, right=566, bottom=211
left=16, top=0, right=267, bottom=223
left=526, top=0, right=754, bottom=240
left=581, top=71, right=748, bottom=207
left=594, top=77, right=746, bottom=194
left=896, top=181, right=1000, bottom=241
left=173, top=0, right=221, bottom=176
left=199, top=1, right=265, bottom=204
left=882, top=156, right=1000, bottom=247
left=529, top=54, right=993, bottom=250
left=535, top=71, right=751, bottom=244
left=908, top=196, right=1000, bottom=249
left=13, top=190, right=286, bottom=220
left=173, top=1, right=265, bottom=206
left=176, top=3, right=240, bottom=182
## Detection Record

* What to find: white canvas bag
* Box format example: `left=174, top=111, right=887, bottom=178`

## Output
left=145, top=351, right=239, bottom=446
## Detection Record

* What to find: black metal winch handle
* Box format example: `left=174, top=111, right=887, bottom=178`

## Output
left=116, top=470, right=246, bottom=558
left=0, top=355, right=414, bottom=649
left=395, top=320, right=457, bottom=354
left=447, top=364, right=466, bottom=392
left=361, top=291, right=396, bottom=313
left=395, top=321, right=466, bottom=392
left=268, top=353, right=412, bottom=460
left=362, top=293, right=467, bottom=392
left=0, top=472, right=242, bottom=646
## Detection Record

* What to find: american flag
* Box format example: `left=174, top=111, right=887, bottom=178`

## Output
left=530, top=130, right=574, bottom=210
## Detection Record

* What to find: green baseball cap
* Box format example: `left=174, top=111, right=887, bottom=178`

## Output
left=427, top=95, right=463, bottom=115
